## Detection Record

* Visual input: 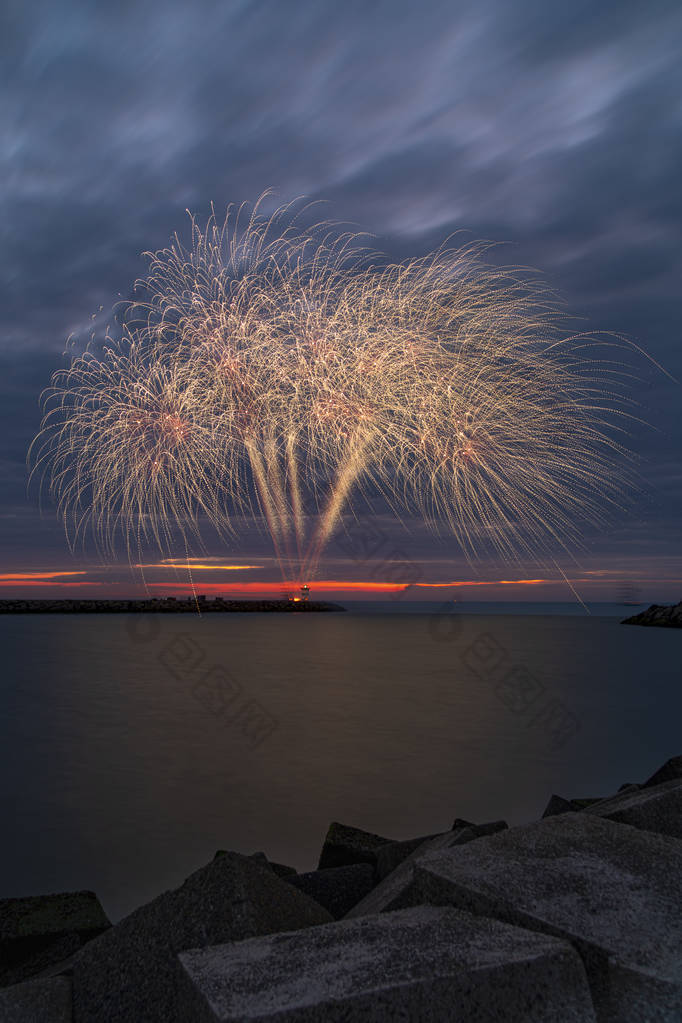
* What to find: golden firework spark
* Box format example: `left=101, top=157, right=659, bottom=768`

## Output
left=30, top=196, right=642, bottom=588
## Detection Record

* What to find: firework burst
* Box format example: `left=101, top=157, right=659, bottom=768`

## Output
left=30, top=196, right=642, bottom=589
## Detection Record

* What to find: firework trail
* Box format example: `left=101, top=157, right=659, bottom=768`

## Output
left=30, top=195, right=641, bottom=590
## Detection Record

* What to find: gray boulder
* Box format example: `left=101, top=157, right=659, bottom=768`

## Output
left=414, top=813, right=682, bottom=1021
left=285, top=864, right=375, bottom=919
left=346, top=824, right=506, bottom=918
left=542, top=795, right=602, bottom=818
left=542, top=794, right=573, bottom=817
left=216, top=850, right=296, bottom=877
left=451, top=816, right=475, bottom=829
left=464, top=819, right=508, bottom=838
left=0, top=976, right=72, bottom=1022
left=372, top=833, right=443, bottom=880
left=266, top=861, right=297, bottom=878
left=177, top=904, right=595, bottom=1022
left=0, top=890, right=110, bottom=987
left=643, top=754, right=682, bottom=788
left=71, top=850, right=332, bottom=1022
left=584, top=777, right=682, bottom=839
left=320, top=820, right=508, bottom=883
left=317, top=822, right=392, bottom=871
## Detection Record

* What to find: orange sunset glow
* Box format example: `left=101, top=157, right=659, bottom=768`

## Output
left=0, top=573, right=555, bottom=596
left=0, top=572, right=88, bottom=581
left=141, top=577, right=554, bottom=596
left=134, top=562, right=264, bottom=571
left=0, top=567, right=677, bottom=600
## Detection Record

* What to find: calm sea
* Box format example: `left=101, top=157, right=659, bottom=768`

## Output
left=0, top=602, right=679, bottom=921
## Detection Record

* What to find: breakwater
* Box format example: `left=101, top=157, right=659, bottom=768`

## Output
left=0, top=598, right=346, bottom=614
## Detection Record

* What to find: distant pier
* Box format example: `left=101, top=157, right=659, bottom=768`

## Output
left=0, top=598, right=346, bottom=614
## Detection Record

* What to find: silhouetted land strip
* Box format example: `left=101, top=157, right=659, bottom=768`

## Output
left=0, top=598, right=346, bottom=614
left=622, top=601, right=682, bottom=628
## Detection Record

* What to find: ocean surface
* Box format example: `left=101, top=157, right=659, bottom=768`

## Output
left=0, top=602, right=679, bottom=922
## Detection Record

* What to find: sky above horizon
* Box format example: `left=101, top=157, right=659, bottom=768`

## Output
left=2, top=0, right=681, bottom=602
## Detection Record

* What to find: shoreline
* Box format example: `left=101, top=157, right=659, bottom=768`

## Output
left=1, top=753, right=680, bottom=1018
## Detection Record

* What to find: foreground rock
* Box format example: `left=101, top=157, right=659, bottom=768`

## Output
left=0, top=976, right=72, bottom=1022
left=371, top=832, right=443, bottom=880
left=541, top=755, right=682, bottom=823
left=643, top=754, right=682, bottom=787
left=177, top=904, right=595, bottom=1022
left=622, top=601, right=682, bottom=627
left=7, top=756, right=682, bottom=1018
left=585, top=777, right=682, bottom=839
left=71, top=851, right=332, bottom=1022
left=414, top=814, right=682, bottom=1021
left=285, top=864, right=375, bottom=919
left=316, top=819, right=502, bottom=877
left=317, top=822, right=393, bottom=871
left=542, top=794, right=601, bottom=817
left=346, top=822, right=507, bottom=919
left=369, top=822, right=506, bottom=882
left=0, top=890, right=110, bottom=987
left=215, top=850, right=296, bottom=877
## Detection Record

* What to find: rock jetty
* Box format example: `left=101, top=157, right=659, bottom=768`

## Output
left=1, top=753, right=681, bottom=1020
left=0, top=598, right=345, bottom=614
left=622, top=601, right=682, bottom=627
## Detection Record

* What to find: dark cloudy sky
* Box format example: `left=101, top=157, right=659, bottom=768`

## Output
left=2, top=0, right=681, bottom=601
